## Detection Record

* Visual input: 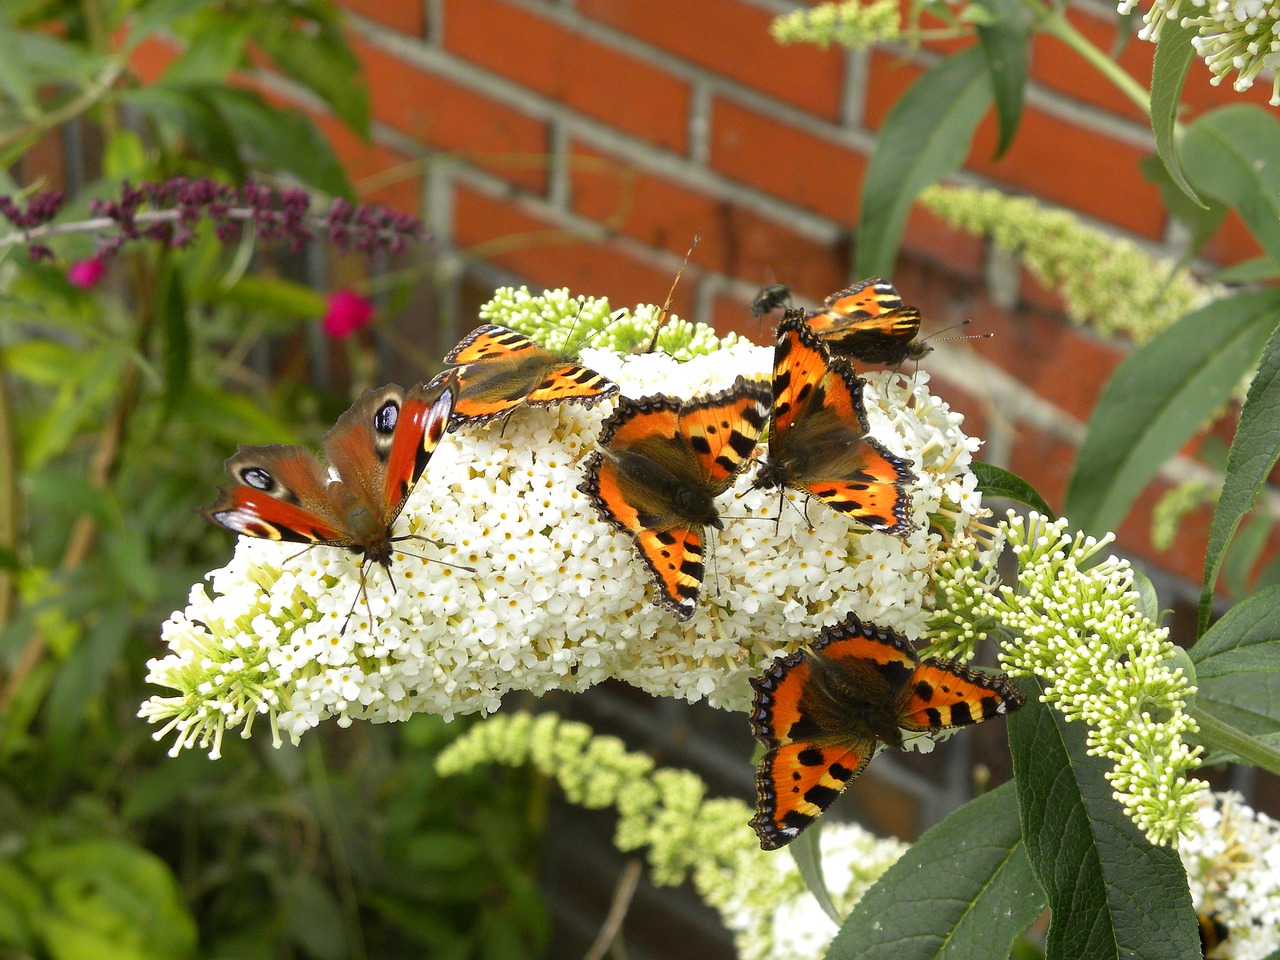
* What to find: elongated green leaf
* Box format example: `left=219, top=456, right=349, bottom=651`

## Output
left=1150, top=15, right=1204, bottom=206
left=1183, top=106, right=1280, bottom=265
left=1214, top=256, right=1280, bottom=284
left=972, top=461, right=1055, bottom=518
left=1223, top=510, right=1272, bottom=598
left=1066, top=288, right=1280, bottom=537
left=790, top=823, right=842, bottom=926
left=1008, top=680, right=1199, bottom=960
left=0, top=8, right=36, bottom=118
left=118, top=86, right=244, bottom=180
left=1141, top=155, right=1224, bottom=262
left=855, top=48, right=991, bottom=278
left=1198, top=318, right=1280, bottom=632
left=828, top=781, right=1045, bottom=960
left=1132, top=568, right=1160, bottom=622
left=1191, top=583, right=1280, bottom=679
left=973, top=0, right=1029, bottom=158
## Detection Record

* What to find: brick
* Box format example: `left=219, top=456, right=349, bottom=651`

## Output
left=579, top=0, right=845, bottom=121
left=569, top=141, right=849, bottom=300
left=453, top=184, right=700, bottom=316
left=129, top=35, right=179, bottom=83
left=353, top=37, right=550, bottom=193
left=315, top=113, right=423, bottom=214
left=709, top=96, right=866, bottom=222
left=1030, top=8, right=1153, bottom=125
left=1202, top=210, right=1264, bottom=265
left=342, top=0, right=425, bottom=36
left=899, top=206, right=987, bottom=278
left=443, top=0, right=689, bottom=153
left=864, top=50, right=1166, bottom=239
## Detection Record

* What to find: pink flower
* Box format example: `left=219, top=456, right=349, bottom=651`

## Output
left=322, top=289, right=375, bottom=339
left=67, top=257, right=106, bottom=289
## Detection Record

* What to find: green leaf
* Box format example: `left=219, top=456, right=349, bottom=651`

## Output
left=1008, top=679, right=1199, bottom=960
left=43, top=602, right=130, bottom=747
left=1183, top=106, right=1280, bottom=265
left=203, top=87, right=352, bottom=197
left=103, top=130, right=149, bottom=181
left=117, top=86, right=244, bottom=179
left=122, top=0, right=211, bottom=53
left=1191, top=582, right=1280, bottom=681
left=855, top=47, right=991, bottom=277
left=973, top=0, right=1029, bottom=158
left=828, top=781, right=1045, bottom=960
left=1066, top=287, right=1280, bottom=537
left=214, top=275, right=328, bottom=319
left=161, top=21, right=251, bottom=85
left=972, top=461, right=1055, bottom=518
left=1150, top=15, right=1204, bottom=207
left=1198, top=317, right=1280, bottom=632
left=790, top=823, right=841, bottom=926
left=279, top=874, right=346, bottom=960
left=1131, top=568, right=1160, bottom=623
left=0, top=8, right=37, bottom=118
left=159, top=266, right=189, bottom=416
left=1141, top=155, right=1225, bottom=262
left=1213, top=255, right=1280, bottom=284
left=1223, top=510, right=1273, bottom=597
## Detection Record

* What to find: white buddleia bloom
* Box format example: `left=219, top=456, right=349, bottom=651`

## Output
left=1181, top=790, right=1280, bottom=959
left=141, top=289, right=984, bottom=756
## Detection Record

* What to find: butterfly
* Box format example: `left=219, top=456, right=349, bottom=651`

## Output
left=752, top=312, right=916, bottom=535
left=202, top=374, right=460, bottom=625
left=751, top=283, right=792, bottom=317
left=749, top=613, right=1025, bottom=849
left=443, top=324, right=618, bottom=430
left=805, top=277, right=930, bottom=366
left=578, top=376, right=771, bottom=620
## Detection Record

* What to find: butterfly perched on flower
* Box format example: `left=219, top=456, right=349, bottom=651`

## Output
left=202, top=374, right=461, bottom=626
left=752, top=313, right=916, bottom=535
left=750, top=613, right=1025, bottom=849
left=443, top=324, right=618, bottom=431
left=805, top=277, right=930, bottom=366
left=578, top=377, right=770, bottom=620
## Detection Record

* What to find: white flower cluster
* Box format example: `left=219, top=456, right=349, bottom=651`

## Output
left=930, top=512, right=1204, bottom=846
left=1121, top=0, right=1280, bottom=104
left=1182, top=790, right=1280, bottom=959
left=141, top=293, right=984, bottom=756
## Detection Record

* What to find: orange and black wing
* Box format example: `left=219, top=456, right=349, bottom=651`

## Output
left=676, top=376, right=770, bottom=493
left=897, top=659, right=1025, bottom=732
left=444, top=324, right=541, bottom=365
left=751, top=740, right=873, bottom=849
left=805, top=278, right=902, bottom=333
left=764, top=317, right=916, bottom=535
left=806, top=279, right=928, bottom=365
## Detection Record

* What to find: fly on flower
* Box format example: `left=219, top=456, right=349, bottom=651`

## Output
left=202, top=372, right=471, bottom=632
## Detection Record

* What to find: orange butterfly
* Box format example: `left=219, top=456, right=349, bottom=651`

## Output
left=805, top=277, right=929, bottom=366
left=578, top=377, right=770, bottom=620
left=752, top=313, right=916, bottom=535
left=443, top=324, right=618, bottom=430
left=750, top=613, right=1025, bottom=849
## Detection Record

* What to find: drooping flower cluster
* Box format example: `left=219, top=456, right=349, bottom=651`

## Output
left=0, top=179, right=425, bottom=264
left=928, top=511, right=1204, bottom=845
left=140, top=287, right=984, bottom=757
left=770, top=0, right=903, bottom=51
left=921, top=184, right=1212, bottom=343
left=436, top=711, right=908, bottom=960
left=1181, top=790, right=1280, bottom=959
left=1123, top=0, right=1280, bottom=105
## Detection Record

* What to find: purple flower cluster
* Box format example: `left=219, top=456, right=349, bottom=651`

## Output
left=0, top=178, right=427, bottom=264
left=0, top=192, right=66, bottom=260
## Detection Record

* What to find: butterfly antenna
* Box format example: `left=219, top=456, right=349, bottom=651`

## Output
left=562, top=295, right=588, bottom=353
left=283, top=543, right=317, bottom=565
left=391, top=535, right=479, bottom=573
left=644, top=234, right=700, bottom=354
left=922, top=318, right=994, bottom=346
left=340, top=562, right=374, bottom=637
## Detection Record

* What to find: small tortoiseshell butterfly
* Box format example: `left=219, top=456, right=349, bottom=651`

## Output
left=752, top=313, right=916, bottom=535
left=578, top=377, right=771, bottom=620
left=749, top=613, right=1025, bottom=849
left=443, top=324, right=618, bottom=431
left=805, top=277, right=930, bottom=366
left=203, top=375, right=461, bottom=626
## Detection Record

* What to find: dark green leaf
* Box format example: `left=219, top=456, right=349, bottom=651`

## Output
left=1183, top=106, right=1280, bottom=265
left=43, top=602, right=130, bottom=747
left=161, top=21, right=251, bottom=84
left=1066, top=287, right=1280, bottom=537
left=1198, top=317, right=1280, bottom=632
left=280, top=873, right=347, bottom=960
left=1150, top=15, right=1204, bottom=207
left=973, top=0, right=1029, bottom=158
left=828, top=781, right=1045, bottom=960
left=790, top=823, right=841, bottom=926
left=1191, top=583, right=1280, bottom=679
left=203, top=87, right=352, bottom=197
left=1141, top=155, right=1225, bottom=261
left=1008, top=679, right=1199, bottom=960
left=855, top=47, right=991, bottom=277
left=118, top=85, right=244, bottom=180
left=1223, top=510, right=1273, bottom=597
left=972, top=461, right=1055, bottom=518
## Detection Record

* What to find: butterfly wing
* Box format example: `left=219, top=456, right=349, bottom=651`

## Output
left=804, top=277, right=902, bottom=334
left=203, top=445, right=350, bottom=546
left=675, top=376, right=771, bottom=495
left=443, top=324, right=537, bottom=365
left=752, top=741, right=872, bottom=849
left=765, top=317, right=916, bottom=535
left=806, top=279, right=926, bottom=364
left=523, top=362, right=618, bottom=408
left=897, top=658, right=1026, bottom=732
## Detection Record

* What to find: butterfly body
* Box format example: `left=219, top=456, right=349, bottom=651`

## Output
left=754, top=314, right=916, bottom=535
left=204, top=376, right=457, bottom=577
left=444, top=324, right=617, bottom=430
left=749, top=614, right=1024, bottom=849
left=806, top=278, right=930, bottom=366
left=578, top=377, right=770, bottom=620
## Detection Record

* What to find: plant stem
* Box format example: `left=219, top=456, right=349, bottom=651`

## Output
left=0, top=62, right=123, bottom=157
left=1191, top=705, right=1280, bottom=776
left=0, top=355, right=16, bottom=630
left=1029, top=2, right=1152, bottom=116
